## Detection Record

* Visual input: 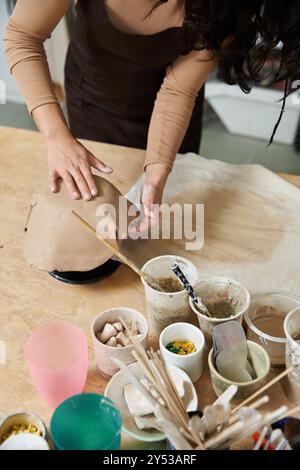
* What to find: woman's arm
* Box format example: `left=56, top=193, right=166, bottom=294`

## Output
left=145, top=48, right=216, bottom=170
left=140, top=49, right=216, bottom=227
left=5, top=0, right=71, bottom=114
left=4, top=0, right=112, bottom=200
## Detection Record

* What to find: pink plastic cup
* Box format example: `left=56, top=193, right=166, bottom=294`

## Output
left=24, top=323, right=88, bottom=408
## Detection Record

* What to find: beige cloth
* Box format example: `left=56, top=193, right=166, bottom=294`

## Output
left=4, top=0, right=214, bottom=170
left=24, top=175, right=126, bottom=272
left=124, top=154, right=300, bottom=296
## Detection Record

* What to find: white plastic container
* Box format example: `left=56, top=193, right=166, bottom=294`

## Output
left=159, top=322, right=205, bottom=383
left=282, top=308, right=300, bottom=404
left=190, top=277, right=250, bottom=342
left=245, top=291, right=300, bottom=367
left=205, top=81, right=300, bottom=145
left=141, top=255, right=199, bottom=337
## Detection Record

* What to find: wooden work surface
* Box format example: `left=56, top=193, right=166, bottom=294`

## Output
left=0, top=126, right=299, bottom=450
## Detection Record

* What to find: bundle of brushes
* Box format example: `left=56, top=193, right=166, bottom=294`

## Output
left=113, top=320, right=300, bottom=450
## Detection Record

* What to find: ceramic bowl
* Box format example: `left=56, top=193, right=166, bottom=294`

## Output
left=105, top=361, right=198, bottom=442
left=91, top=307, right=148, bottom=379
left=208, top=340, right=270, bottom=403
left=159, top=322, right=205, bottom=382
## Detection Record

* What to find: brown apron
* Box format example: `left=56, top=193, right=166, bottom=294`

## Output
left=65, top=0, right=204, bottom=153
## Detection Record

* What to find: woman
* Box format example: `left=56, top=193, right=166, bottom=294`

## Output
left=4, top=1, right=300, bottom=229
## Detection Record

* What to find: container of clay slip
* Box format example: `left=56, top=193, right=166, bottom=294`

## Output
left=189, top=277, right=250, bottom=343
left=141, top=255, right=199, bottom=337
left=282, top=308, right=300, bottom=404
left=245, top=291, right=300, bottom=367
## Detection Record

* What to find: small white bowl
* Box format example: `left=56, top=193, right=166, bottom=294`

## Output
left=159, top=322, right=205, bottom=382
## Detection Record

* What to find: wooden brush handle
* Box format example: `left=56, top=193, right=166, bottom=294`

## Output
left=71, top=210, right=164, bottom=292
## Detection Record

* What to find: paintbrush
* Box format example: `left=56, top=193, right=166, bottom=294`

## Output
left=71, top=210, right=165, bottom=292
left=171, top=262, right=213, bottom=317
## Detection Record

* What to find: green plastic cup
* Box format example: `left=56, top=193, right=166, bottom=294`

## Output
left=50, top=393, right=121, bottom=450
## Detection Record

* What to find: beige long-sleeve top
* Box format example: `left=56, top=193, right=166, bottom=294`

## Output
left=4, top=0, right=215, bottom=170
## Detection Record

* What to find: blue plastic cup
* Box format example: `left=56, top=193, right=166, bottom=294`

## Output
left=50, top=393, right=122, bottom=450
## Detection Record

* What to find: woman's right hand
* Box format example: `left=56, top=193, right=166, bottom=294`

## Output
left=45, top=130, right=113, bottom=200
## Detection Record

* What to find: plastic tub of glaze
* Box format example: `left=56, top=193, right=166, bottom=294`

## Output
left=245, top=291, right=300, bottom=367
left=190, top=277, right=250, bottom=343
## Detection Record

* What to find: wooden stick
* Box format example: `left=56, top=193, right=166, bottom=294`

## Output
left=24, top=203, right=36, bottom=232
left=206, top=405, right=289, bottom=450
left=151, top=349, right=188, bottom=418
left=71, top=210, right=165, bottom=292
left=276, top=405, right=300, bottom=422
left=131, top=350, right=187, bottom=428
left=229, top=396, right=269, bottom=425
left=231, top=366, right=293, bottom=415
left=148, top=353, right=204, bottom=448
left=121, top=318, right=203, bottom=448
left=204, top=415, right=261, bottom=449
left=127, top=329, right=187, bottom=423
left=223, top=406, right=289, bottom=450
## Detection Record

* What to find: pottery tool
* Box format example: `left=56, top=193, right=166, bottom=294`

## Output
left=171, top=263, right=212, bottom=317
left=216, top=351, right=253, bottom=383
left=115, top=318, right=300, bottom=450
left=228, top=396, right=270, bottom=426
left=230, top=366, right=293, bottom=415
left=207, top=404, right=297, bottom=450
left=71, top=210, right=165, bottom=292
left=204, top=408, right=263, bottom=449
left=213, top=322, right=255, bottom=383
left=230, top=406, right=300, bottom=450
left=213, top=385, right=238, bottom=407
left=24, top=203, right=36, bottom=232
left=155, top=406, right=193, bottom=450
left=133, top=415, right=163, bottom=432
left=119, top=318, right=205, bottom=449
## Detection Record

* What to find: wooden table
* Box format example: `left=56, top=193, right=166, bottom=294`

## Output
left=0, top=127, right=299, bottom=450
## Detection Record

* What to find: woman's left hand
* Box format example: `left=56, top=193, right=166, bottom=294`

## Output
left=135, top=163, right=170, bottom=233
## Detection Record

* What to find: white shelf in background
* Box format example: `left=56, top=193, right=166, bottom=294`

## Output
left=205, top=81, right=300, bottom=146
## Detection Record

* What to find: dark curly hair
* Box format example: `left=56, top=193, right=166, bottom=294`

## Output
left=151, top=0, right=300, bottom=144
